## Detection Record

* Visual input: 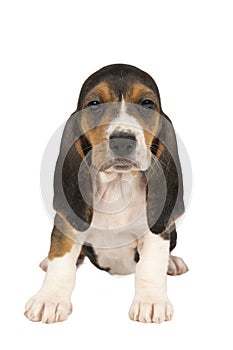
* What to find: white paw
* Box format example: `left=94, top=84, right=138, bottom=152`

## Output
left=168, top=255, right=189, bottom=276
left=24, top=290, right=72, bottom=323
left=129, top=297, right=173, bottom=323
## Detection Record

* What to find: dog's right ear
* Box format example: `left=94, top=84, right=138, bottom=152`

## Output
left=53, top=111, right=93, bottom=232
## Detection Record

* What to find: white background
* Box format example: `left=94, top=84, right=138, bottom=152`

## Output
left=0, top=0, right=232, bottom=349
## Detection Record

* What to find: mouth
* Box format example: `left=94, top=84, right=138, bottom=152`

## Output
left=100, top=158, right=139, bottom=172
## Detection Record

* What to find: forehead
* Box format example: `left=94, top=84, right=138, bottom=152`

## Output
left=77, top=64, right=161, bottom=108
left=83, top=82, right=159, bottom=105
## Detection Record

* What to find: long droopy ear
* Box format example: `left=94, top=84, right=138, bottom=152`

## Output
left=146, top=114, right=184, bottom=234
left=53, top=111, right=93, bottom=232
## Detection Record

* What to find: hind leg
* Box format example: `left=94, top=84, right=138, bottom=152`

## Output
left=167, top=225, right=189, bottom=276
left=39, top=257, right=48, bottom=271
left=168, top=255, right=189, bottom=275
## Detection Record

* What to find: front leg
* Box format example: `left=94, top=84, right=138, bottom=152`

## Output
left=25, top=226, right=81, bottom=323
left=129, top=231, right=172, bottom=323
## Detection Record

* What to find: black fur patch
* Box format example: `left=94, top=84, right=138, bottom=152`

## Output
left=82, top=243, right=110, bottom=272
left=134, top=248, right=140, bottom=263
left=161, top=226, right=177, bottom=252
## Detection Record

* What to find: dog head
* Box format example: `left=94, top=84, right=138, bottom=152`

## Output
left=77, top=64, right=162, bottom=172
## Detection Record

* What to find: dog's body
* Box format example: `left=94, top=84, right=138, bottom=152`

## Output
left=25, top=64, right=188, bottom=324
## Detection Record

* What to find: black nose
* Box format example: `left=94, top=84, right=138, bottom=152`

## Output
left=109, top=132, right=136, bottom=157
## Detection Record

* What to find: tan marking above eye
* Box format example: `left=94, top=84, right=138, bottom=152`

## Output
left=83, top=82, right=118, bottom=107
left=125, top=83, right=159, bottom=106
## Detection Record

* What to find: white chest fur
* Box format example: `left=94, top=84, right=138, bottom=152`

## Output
left=87, top=171, right=148, bottom=246
left=82, top=171, right=149, bottom=274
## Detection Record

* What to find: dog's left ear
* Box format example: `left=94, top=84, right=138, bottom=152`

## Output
left=146, top=113, right=184, bottom=234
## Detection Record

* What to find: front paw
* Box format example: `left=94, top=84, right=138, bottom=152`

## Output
left=129, top=297, right=173, bottom=323
left=24, top=290, right=72, bottom=323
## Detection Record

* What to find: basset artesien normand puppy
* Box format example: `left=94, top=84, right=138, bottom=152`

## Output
left=25, top=64, right=188, bottom=324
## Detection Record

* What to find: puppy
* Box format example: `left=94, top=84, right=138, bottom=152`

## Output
left=25, top=64, right=188, bottom=324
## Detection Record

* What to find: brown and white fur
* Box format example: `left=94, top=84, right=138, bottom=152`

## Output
left=25, top=64, right=188, bottom=324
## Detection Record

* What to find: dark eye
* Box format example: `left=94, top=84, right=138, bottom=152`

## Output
left=87, top=100, right=104, bottom=116
left=140, top=99, right=156, bottom=110
left=87, top=100, right=101, bottom=110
